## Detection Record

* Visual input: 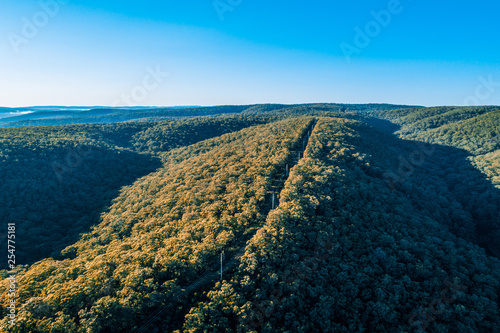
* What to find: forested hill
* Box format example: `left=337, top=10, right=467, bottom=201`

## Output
left=0, top=103, right=410, bottom=127
left=370, top=105, right=500, bottom=186
left=366, top=106, right=500, bottom=257
left=0, top=116, right=277, bottom=265
left=1, top=106, right=500, bottom=332
left=183, top=117, right=500, bottom=332
left=0, top=117, right=316, bottom=331
left=370, top=106, right=500, bottom=155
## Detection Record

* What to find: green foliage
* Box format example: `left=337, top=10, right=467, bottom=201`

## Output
left=1, top=103, right=409, bottom=128
left=472, top=149, right=500, bottom=189
left=0, top=125, right=160, bottom=265
left=405, top=110, right=500, bottom=155
left=367, top=106, right=500, bottom=256
left=1, top=104, right=499, bottom=332
left=373, top=106, right=500, bottom=155
left=1, top=105, right=252, bottom=127
left=183, top=118, right=500, bottom=332
left=131, top=115, right=276, bottom=153
left=0, top=117, right=314, bottom=332
left=0, top=116, right=276, bottom=265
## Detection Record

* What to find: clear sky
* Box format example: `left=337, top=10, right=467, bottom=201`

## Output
left=1, top=0, right=499, bottom=107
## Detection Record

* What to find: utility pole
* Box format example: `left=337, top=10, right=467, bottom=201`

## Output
left=220, top=251, right=224, bottom=281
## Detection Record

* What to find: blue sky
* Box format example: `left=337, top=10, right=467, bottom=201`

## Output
left=1, top=0, right=499, bottom=107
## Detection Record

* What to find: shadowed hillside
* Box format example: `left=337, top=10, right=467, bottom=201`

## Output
left=0, top=116, right=277, bottom=266
left=182, top=117, right=500, bottom=332
left=0, top=106, right=499, bottom=332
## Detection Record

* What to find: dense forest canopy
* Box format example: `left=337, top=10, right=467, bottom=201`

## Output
left=183, top=117, right=500, bottom=332
left=0, top=117, right=315, bottom=331
left=0, top=103, right=410, bottom=128
left=0, top=104, right=499, bottom=332
left=368, top=106, right=500, bottom=257
left=0, top=115, right=278, bottom=265
left=371, top=106, right=500, bottom=155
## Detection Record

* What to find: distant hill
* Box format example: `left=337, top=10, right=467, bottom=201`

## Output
left=0, top=115, right=277, bottom=266
left=0, top=103, right=412, bottom=127
left=0, top=106, right=198, bottom=127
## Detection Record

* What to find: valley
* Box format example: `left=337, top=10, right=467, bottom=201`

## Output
left=0, top=104, right=499, bottom=332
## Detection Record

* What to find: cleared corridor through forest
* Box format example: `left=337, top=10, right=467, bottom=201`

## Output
left=133, top=119, right=318, bottom=333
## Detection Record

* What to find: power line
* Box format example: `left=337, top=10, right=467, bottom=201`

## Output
left=132, top=120, right=318, bottom=333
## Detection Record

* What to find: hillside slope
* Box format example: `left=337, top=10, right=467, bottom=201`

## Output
left=182, top=117, right=500, bottom=332
left=1, top=103, right=411, bottom=127
left=0, top=117, right=314, bottom=332
left=371, top=106, right=500, bottom=155
left=368, top=106, right=500, bottom=256
left=0, top=107, right=499, bottom=332
left=0, top=116, right=276, bottom=265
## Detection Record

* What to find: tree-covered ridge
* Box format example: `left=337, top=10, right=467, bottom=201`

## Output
left=404, top=110, right=500, bottom=155
left=368, top=107, right=500, bottom=216
left=472, top=149, right=500, bottom=189
left=1, top=105, right=499, bottom=332
left=373, top=106, right=491, bottom=128
left=1, top=103, right=411, bottom=128
left=241, top=103, right=412, bottom=118
left=1, top=105, right=253, bottom=127
left=355, top=111, right=500, bottom=257
left=130, top=115, right=277, bottom=153
left=397, top=107, right=494, bottom=135
left=0, top=117, right=314, bottom=332
left=182, top=117, right=500, bottom=332
left=0, top=116, right=278, bottom=266
left=0, top=124, right=160, bottom=266
left=370, top=106, right=500, bottom=155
